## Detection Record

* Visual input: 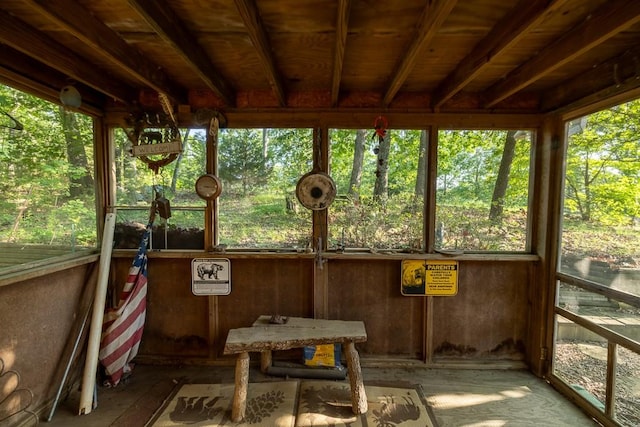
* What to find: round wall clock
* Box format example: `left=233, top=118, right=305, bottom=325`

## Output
left=195, top=174, right=222, bottom=200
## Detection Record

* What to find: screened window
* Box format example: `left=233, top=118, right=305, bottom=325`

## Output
left=113, top=126, right=206, bottom=250
left=0, top=84, right=97, bottom=271
left=328, top=129, right=425, bottom=250
left=217, top=128, right=312, bottom=249
left=554, top=98, right=640, bottom=426
left=559, top=101, right=640, bottom=289
left=435, top=129, right=532, bottom=252
left=114, top=127, right=313, bottom=250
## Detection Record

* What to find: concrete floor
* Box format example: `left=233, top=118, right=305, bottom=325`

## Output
left=44, top=363, right=600, bottom=427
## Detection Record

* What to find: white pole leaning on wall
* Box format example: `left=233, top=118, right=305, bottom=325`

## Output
left=79, top=211, right=116, bottom=414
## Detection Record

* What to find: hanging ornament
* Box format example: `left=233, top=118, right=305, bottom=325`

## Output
left=123, top=101, right=182, bottom=174
left=295, top=129, right=336, bottom=210
left=295, top=171, right=337, bottom=210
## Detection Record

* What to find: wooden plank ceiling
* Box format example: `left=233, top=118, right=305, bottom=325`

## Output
left=1, top=0, right=640, bottom=115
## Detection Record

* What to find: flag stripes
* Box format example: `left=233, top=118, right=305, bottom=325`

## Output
left=98, top=225, right=151, bottom=386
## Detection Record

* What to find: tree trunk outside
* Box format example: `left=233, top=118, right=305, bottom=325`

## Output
left=373, top=132, right=390, bottom=202
left=262, top=128, right=268, bottom=159
left=61, top=108, right=93, bottom=198
left=348, top=129, right=366, bottom=198
left=414, top=130, right=427, bottom=197
left=171, top=129, right=191, bottom=193
left=489, top=130, right=517, bottom=223
left=583, top=157, right=591, bottom=221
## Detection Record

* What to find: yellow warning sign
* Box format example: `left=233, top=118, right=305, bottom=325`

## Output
left=401, top=259, right=458, bottom=296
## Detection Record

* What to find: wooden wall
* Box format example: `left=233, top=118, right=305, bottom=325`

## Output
left=327, top=259, right=425, bottom=358
left=0, top=235, right=536, bottom=425
left=431, top=261, right=530, bottom=360
left=0, top=263, right=94, bottom=418
left=111, top=254, right=533, bottom=366
left=115, top=256, right=315, bottom=362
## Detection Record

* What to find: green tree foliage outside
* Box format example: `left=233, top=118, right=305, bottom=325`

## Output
left=217, top=128, right=313, bottom=248
left=112, top=126, right=207, bottom=238
left=0, top=85, right=96, bottom=248
left=562, top=101, right=640, bottom=270
left=1, top=83, right=638, bottom=264
left=436, top=129, right=532, bottom=251
left=329, top=129, right=424, bottom=250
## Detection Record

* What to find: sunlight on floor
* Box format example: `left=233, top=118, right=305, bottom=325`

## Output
left=428, top=386, right=530, bottom=409
left=459, top=421, right=507, bottom=427
left=274, top=413, right=297, bottom=425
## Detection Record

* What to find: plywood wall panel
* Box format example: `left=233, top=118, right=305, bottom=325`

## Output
left=113, top=258, right=210, bottom=357
left=216, top=258, right=314, bottom=356
left=0, top=264, right=91, bottom=415
left=110, top=256, right=531, bottom=363
left=432, top=261, right=529, bottom=360
left=327, top=259, right=425, bottom=359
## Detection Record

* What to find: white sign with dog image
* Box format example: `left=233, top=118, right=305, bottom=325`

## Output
left=191, top=258, right=231, bottom=295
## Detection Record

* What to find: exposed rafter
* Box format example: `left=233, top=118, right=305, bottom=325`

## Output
left=431, top=0, right=568, bottom=109
left=382, top=0, right=458, bottom=107
left=0, top=9, right=132, bottom=104
left=128, top=0, right=236, bottom=107
left=484, top=0, right=640, bottom=108
left=0, top=45, right=106, bottom=114
left=233, top=0, right=286, bottom=106
left=25, top=0, right=185, bottom=103
left=541, top=45, right=640, bottom=113
left=2, top=1, right=640, bottom=114
left=331, top=0, right=351, bottom=107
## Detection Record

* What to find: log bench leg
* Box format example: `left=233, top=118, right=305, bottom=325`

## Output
left=344, top=341, right=368, bottom=414
left=260, top=350, right=272, bottom=373
left=231, top=352, right=250, bottom=422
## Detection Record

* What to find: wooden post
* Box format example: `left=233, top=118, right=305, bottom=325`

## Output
left=231, top=352, right=250, bottom=422
left=343, top=341, right=368, bottom=414
left=425, top=296, right=434, bottom=364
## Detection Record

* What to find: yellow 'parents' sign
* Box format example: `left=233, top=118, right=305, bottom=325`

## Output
left=401, top=259, right=458, bottom=296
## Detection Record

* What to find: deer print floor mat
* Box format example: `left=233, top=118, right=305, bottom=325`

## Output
left=297, top=380, right=436, bottom=427
left=148, top=380, right=437, bottom=427
left=148, top=381, right=298, bottom=427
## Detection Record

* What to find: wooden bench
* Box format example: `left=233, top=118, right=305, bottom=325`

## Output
left=223, top=315, right=368, bottom=422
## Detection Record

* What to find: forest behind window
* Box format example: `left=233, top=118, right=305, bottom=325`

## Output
left=112, top=124, right=207, bottom=250
left=554, top=98, right=640, bottom=427
left=12, top=84, right=616, bottom=258
left=436, top=129, right=532, bottom=252
left=329, top=129, right=424, bottom=250
left=0, top=84, right=97, bottom=269
left=559, top=98, right=640, bottom=289
left=217, top=128, right=313, bottom=249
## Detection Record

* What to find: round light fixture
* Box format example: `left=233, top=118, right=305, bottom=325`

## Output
left=60, top=85, right=82, bottom=108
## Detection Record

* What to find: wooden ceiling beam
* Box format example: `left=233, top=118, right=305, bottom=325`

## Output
left=25, top=0, right=186, bottom=103
left=331, top=0, right=351, bottom=108
left=0, top=9, right=133, bottom=104
left=0, top=67, right=104, bottom=117
left=541, top=45, right=640, bottom=113
left=233, top=0, right=286, bottom=106
left=431, top=0, right=568, bottom=109
left=484, top=0, right=640, bottom=108
left=0, top=45, right=106, bottom=114
left=382, top=0, right=458, bottom=107
left=128, top=0, right=236, bottom=107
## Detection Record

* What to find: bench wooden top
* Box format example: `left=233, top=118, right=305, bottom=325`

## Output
left=223, top=316, right=367, bottom=355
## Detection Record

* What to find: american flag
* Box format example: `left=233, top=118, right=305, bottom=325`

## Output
left=98, top=223, right=151, bottom=386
